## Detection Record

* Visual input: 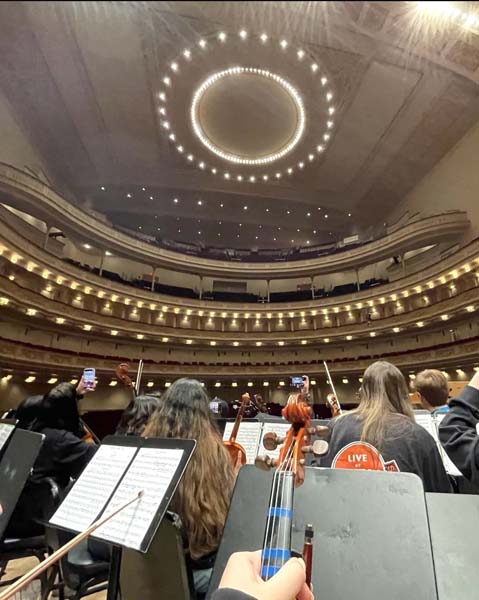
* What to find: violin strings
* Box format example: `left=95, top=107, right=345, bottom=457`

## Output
left=261, top=440, right=295, bottom=579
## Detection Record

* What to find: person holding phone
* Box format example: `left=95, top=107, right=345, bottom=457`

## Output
left=6, top=375, right=97, bottom=537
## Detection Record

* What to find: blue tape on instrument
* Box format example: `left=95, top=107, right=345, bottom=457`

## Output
left=267, top=507, right=292, bottom=518
left=261, top=565, right=281, bottom=578
left=261, top=548, right=291, bottom=560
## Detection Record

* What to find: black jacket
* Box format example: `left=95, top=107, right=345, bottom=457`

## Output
left=318, top=413, right=452, bottom=493
left=212, top=590, right=255, bottom=600
left=439, top=384, right=479, bottom=483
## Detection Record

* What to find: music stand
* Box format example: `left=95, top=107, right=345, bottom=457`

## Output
left=0, top=428, right=44, bottom=540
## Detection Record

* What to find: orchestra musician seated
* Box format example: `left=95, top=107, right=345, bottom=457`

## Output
left=411, top=369, right=450, bottom=414
left=143, top=378, right=236, bottom=596
left=318, top=361, right=452, bottom=493
left=115, top=393, right=162, bottom=436
left=6, top=378, right=97, bottom=538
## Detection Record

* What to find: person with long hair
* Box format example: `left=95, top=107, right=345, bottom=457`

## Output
left=143, top=378, right=236, bottom=595
left=115, top=393, right=162, bottom=436
left=319, top=361, right=452, bottom=492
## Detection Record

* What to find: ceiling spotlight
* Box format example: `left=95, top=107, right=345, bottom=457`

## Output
left=298, top=162, right=304, bottom=169
left=280, top=39, right=288, bottom=49
left=25, top=376, right=36, bottom=383
left=308, top=154, right=314, bottom=161
left=239, top=29, right=247, bottom=39
left=311, top=63, right=318, bottom=72
left=224, top=172, right=230, bottom=179
left=260, top=33, right=268, bottom=42
left=199, top=39, right=207, bottom=48
left=287, top=210, right=291, bottom=215
left=212, top=168, right=217, bottom=174
left=329, top=106, right=335, bottom=115
left=183, top=49, right=191, bottom=59
left=256, top=341, right=262, bottom=346
left=177, top=145, right=184, bottom=153
left=158, top=92, right=166, bottom=101
left=162, top=121, right=170, bottom=129
left=243, top=205, right=248, bottom=210
left=126, top=193, right=132, bottom=199
left=187, top=153, right=194, bottom=161
left=218, top=32, right=227, bottom=42
left=287, top=167, right=293, bottom=174
left=317, top=145, right=324, bottom=152
left=173, top=197, right=179, bottom=203
left=170, top=62, right=178, bottom=71
left=323, top=133, right=331, bottom=141
left=168, top=133, right=175, bottom=141
left=199, top=162, right=205, bottom=169
left=346, top=335, right=353, bottom=341
left=321, top=77, right=328, bottom=86
left=324, top=214, right=328, bottom=219
left=249, top=175, right=255, bottom=182
left=197, top=199, right=203, bottom=205
left=297, top=49, right=305, bottom=59
left=327, top=120, right=334, bottom=129
left=163, top=76, right=171, bottom=86
left=105, top=250, right=112, bottom=256
left=149, top=195, right=154, bottom=200
left=275, top=172, right=281, bottom=178
left=237, top=175, right=243, bottom=181
left=100, top=186, right=105, bottom=191
left=326, top=91, right=333, bottom=101
left=263, top=175, right=268, bottom=181
left=306, top=212, right=311, bottom=217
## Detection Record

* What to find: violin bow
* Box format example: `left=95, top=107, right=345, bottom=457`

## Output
left=0, top=491, right=144, bottom=600
left=323, top=360, right=342, bottom=413
left=135, top=359, right=144, bottom=396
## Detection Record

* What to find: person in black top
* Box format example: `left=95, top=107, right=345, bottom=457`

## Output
left=211, top=551, right=312, bottom=600
left=6, top=379, right=97, bottom=537
left=115, top=394, right=162, bottom=436
left=439, top=371, right=479, bottom=483
left=318, top=361, right=451, bottom=493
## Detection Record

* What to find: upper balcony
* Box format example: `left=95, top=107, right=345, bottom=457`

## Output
left=0, top=163, right=470, bottom=281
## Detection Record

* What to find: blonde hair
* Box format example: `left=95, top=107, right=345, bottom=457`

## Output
left=351, top=361, right=414, bottom=448
left=143, top=378, right=234, bottom=560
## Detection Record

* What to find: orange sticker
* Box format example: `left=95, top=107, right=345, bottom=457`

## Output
left=332, top=441, right=386, bottom=471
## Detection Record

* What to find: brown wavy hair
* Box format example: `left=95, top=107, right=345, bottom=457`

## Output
left=352, top=361, right=414, bottom=448
left=143, top=378, right=235, bottom=559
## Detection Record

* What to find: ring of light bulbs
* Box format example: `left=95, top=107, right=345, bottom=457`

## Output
left=190, top=67, right=305, bottom=165
left=157, top=30, right=336, bottom=183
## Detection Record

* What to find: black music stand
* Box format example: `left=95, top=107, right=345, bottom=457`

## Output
left=0, top=428, right=44, bottom=540
left=207, top=466, right=438, bottom=600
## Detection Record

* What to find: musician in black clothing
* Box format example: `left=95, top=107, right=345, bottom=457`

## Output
left=439, top=371, right=479, bottom=483
left=6, top=379, right=96, bottom=537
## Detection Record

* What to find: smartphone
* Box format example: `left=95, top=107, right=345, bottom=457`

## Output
left=290, top=376, right=305, bottom=389
left=209, top=401, right=220, bottom=414
left=83, top=368, right=96, bottom=390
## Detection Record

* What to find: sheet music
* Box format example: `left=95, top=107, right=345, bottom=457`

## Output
left=259, top=422, right=291, bottom=460
left=0, top=422, right=15, bottom=451
left=50, top=444, right=137, bottom=531
left=223, top=422, right=262, bottom=464
left=414, top=411, right=462, bottom=477
left=93, top=447, right=184, bottom=550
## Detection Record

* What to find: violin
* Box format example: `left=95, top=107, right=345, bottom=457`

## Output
left=255, top=376, right=329, bottom=586
left=81, top=419, right=101, bottom=445
left=323, top=360, right=343, bottom=417
left=116, top=362, right=135, bottom=394
left=224, top=393, right=249, bottom=466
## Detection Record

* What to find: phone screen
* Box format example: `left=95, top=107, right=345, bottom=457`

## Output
left=290, top=376, right=304, bottom=388
left=209, top=401, right=220, bottom=414
left=83, top=368, right=96, bottom=389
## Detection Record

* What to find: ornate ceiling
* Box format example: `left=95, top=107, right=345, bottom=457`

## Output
left=0, top=1, right=478, bottom=249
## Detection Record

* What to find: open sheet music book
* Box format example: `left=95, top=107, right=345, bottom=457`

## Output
left=0, top=420, right=16, bottom=453
left=50, top=437, right=195, bottom=552
left=414, top=411, right=462, bottom=477
left=222, top=420, right=292, bottom=464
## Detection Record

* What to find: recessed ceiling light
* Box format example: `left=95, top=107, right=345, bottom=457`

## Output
left=287, top=167, right=293, bottom=174
left=321, top=77, right=328, bottom=86
left=212, top=168, right=217, bottom=174
left=297, top=49, right=305, bottom=59
left=237, top=175, right=243, bottom=181
left=328, top=107, right=335, bottom=115
left=311, top=63, right=318, bottom=72
left=308, top=154, right=314, bottom=161
left=105, top=250, right=112, bottom=256
left=218, top=32, right=226, bottom=41
left=255, top=236, right=258, bottom=240
left=260, top=33, right=268, bottom=42
left=280, top=39, right=288, bottom=49
left=273, top=237, right=277, bottom=241
left=298, top=162, right=304, bottom=168
left=326, top=91, right=333, bottom=101
left=237, top=234, right=240, bottom=238
left=393, top=327, right=400, bottom=333
left=287, top=210, right=291, bottom=215
left=313, top=230, right=317, bottom=234
left=197, top=200, right=203, bottom=205
left=306, top=240, right=310, bottom=245
left=83, top=243, right=91, bottom=249
left=263, top=174, right=268, bottom=181
left=149, top=195, right=153, bottom=200
left=306, top=212, right=311, bottom=217
left=239, top=29, right=248, bottom=39
left=256, top=341, right=262, bottom=346
left=159, top=92, right=166, bottom=101
left=168, top=133, right=175, bottom=141
left=346, top=335, right=353, bottom=340
left=187, top=153, right=193, bottom=161
left=183, top=49, right=191, bottom=59
left=317, top=145, right=324, bottom=152
left=177, top=145, right=184, bottom=153
left=163, top=76, right=171, bottom=86
left=199, top=39, right=207, bottom=48
left=173, top=197, right=179, bottom=203
left=324, top=214, right=328, bottom=219
left=266, top=208, right=270, bottom=212
left=243, top=205, right=248, bottom=210
left=276, top=172, right=281, bottom=178
left=323, top=133, right=331, bottom=141
left=220, top=203, right=224, bottom=208
left=177, top=228, right=181, bottom=233
left=126, top=193, right=132, bottom=198
left=224, top=173, right=230, bottom=179
left=327, top=120, right=334, bottom=129
left=170, top=62, right=178, bottom=71
left=199, top=162, right=205, bottom=169
left=100, top=186, right=105, bottom=191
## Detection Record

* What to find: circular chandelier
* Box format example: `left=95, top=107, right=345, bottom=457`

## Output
left=190, top=67, right=305, bottom=165
left=157, top=30, right=337, bottom=183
